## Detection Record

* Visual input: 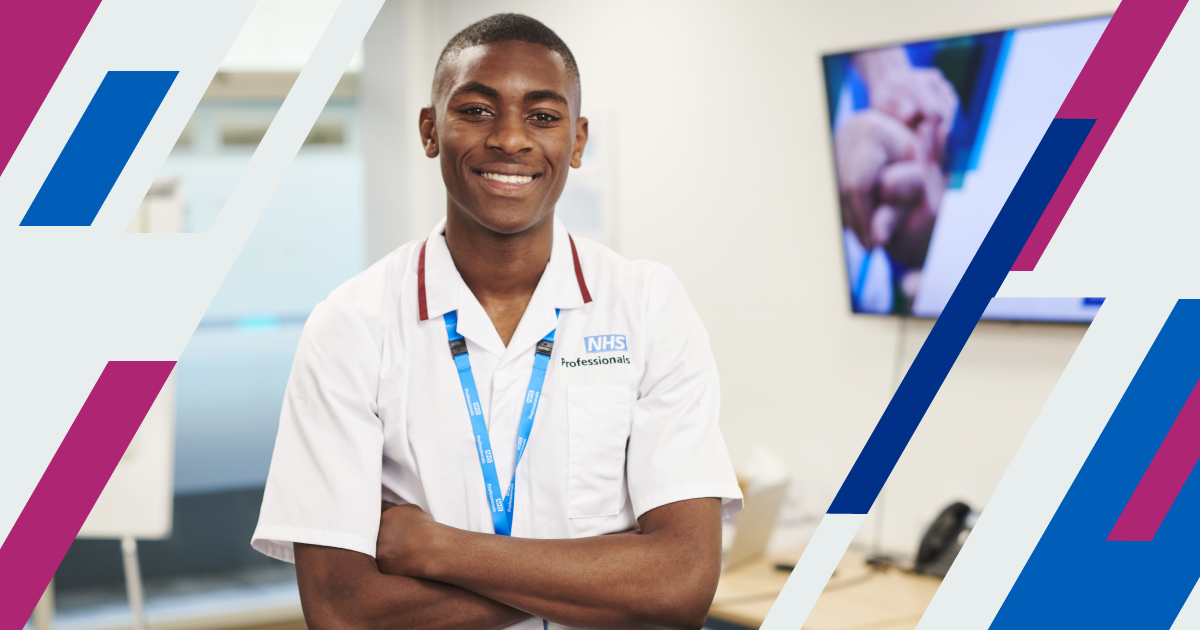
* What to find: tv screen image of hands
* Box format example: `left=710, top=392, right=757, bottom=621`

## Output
left=825, top=17, right=1110, bottom=322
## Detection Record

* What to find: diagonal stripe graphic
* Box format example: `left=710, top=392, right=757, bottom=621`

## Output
left=0, top=0, right=103, bottom=177
left=19, top=70, right=178, bottom=227
left=762, top=117, right=1094, bottom=630
left=0, top=361, right=175, bottom=630
left=991, top=300, right=1200, bottom=628
left=1011, top=0, right=1188, bottom=271
left=1108, top=374, right=1200, bottom=541
left=828, top=118, right=1094, bottom=515
left=912, top=298, right=1179, bottom=629
left=0, top=5, right=384, bottom=616
left=760, top=514, right=865, bottom=629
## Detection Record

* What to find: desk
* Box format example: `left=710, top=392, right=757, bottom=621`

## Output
left=707, top=550, right=941, bottom=630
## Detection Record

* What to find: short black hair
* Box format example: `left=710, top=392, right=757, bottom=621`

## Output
left=434, top=13, right=580, bottom=86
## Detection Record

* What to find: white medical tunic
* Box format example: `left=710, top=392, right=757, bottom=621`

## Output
left=252, top=217, right=742, bottom=629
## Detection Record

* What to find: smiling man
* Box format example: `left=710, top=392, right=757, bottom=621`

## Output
left=251, top=14, right=742, bottom=630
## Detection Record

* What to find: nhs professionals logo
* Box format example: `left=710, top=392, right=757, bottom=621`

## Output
left=564, top=334, right=631, bottom=368
left=585, top=334, right=627, bottom=353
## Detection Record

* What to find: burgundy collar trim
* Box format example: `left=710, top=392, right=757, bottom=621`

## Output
left=418, top=235, right=591, bottom=322
left=417, top=240, right=429, bottom=321
left=568, top=235, right=593, bottom=304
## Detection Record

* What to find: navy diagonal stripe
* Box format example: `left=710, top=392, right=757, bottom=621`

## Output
left=20, top=70, right=177, bottom=227
left=828, top=118, right=1096, bottom=514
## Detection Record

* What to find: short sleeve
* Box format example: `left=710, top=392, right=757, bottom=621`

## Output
left=251, top=294, right=385, bottom=563
left=625, top=266, right=743, bottom=520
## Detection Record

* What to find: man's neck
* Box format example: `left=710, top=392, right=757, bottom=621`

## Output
left=444, top=208, right=553, bottom=346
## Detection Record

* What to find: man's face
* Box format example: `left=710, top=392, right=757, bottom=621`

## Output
left=422, top=40, right=587, bottom=236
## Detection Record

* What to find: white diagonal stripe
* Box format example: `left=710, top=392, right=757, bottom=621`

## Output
left=760, top=513, right=866, bottom=630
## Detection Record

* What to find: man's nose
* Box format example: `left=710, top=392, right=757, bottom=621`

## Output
left=486, top=113, right=533, bottom=155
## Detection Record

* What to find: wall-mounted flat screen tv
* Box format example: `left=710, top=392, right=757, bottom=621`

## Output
left=823, top=16, right=1109, bottom=321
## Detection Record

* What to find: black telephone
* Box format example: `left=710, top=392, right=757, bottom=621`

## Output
left=914, top=501, right=977, bottom=578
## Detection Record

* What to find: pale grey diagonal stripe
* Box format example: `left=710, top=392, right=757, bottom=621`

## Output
left=209, top=0, right=384, bottom=248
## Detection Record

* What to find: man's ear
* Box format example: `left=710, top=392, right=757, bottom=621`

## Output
left=419, top=106, right=438, bottom=158
left=570, top=116, right=589, bottom=169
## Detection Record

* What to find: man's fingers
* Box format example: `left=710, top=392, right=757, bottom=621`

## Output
left=833, top=110, right=925, bottom=251
left=871, top=204, right=900, bottom=247
left=872, top=112, right=919, bottom=162
left=841, top=189, right=875, bottom=251
left=836, top=109, right=920, bottom=175
left=915, top=69, right=958, bottom=148
left=910, top=69, right=957, bottom=122
left=879, top=160, right=925, bottom=205
left=931, top=71, right=959, bottom=119
left=883, top=94, right=918, bottom=127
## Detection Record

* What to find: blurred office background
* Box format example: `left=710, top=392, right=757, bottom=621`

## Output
left=49, top=1, right=366, bottom=625
left=42, top=0, right=1122, bottom=628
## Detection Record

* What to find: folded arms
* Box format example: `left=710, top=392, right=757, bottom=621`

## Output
left=294, top=497, right=722, bottom=630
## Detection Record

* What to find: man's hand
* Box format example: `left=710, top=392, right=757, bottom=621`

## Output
left=294, top=541, right=532, bottom=630
left=833, top=106, right=948, bottom=269
left=374, top=498, right=722, bottom=630
left=837, top=46, right=955, bottom=274
left=377, top=502, right=445, bottom=578
left=834, top=110, right=919, bottom=250
left=877, top=157, right=944, bottom=269
left=868, top=67, right=958, bottom=162
left=853, top=47, right=959, bottom=161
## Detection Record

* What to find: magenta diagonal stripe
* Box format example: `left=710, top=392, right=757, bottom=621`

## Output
left=0, top=361, right=175, bottom=629
left=1108, top=376, right=1200, bottom=542
left=0, top=0, right=104, bottom=176
left=1011, top=0, right=1189, bottom=271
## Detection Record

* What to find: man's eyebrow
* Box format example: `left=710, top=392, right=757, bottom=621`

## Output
left=525, top=89, right=568, bottom=105
left=451, top=81, right=499, bottom=99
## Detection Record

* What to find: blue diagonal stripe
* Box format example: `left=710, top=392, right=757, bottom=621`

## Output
left=20, top=70, right=178, bottom=227
left=990, top=299, right=1200, bottom=629
left=828, top=118, right=1096, bottom=514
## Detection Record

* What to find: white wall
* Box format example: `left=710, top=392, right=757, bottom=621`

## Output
left=361, top=0, right=1116, bottom=555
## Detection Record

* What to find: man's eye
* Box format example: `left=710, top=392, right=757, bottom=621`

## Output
left=462, top=107, right=491, bottom=117
left=530, top=112, right=560, bottom=123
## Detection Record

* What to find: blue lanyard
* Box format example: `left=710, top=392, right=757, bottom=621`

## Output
left=444, top=309, right=557, bottom=536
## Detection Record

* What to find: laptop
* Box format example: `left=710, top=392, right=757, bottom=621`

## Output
left=723, top=480, right=788, bottom=569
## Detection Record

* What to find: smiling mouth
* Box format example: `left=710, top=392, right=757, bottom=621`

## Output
left=479, top=171, right=536, bottom=184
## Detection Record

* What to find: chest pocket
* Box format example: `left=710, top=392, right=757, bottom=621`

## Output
left=566, top=384, right=633, bottom=518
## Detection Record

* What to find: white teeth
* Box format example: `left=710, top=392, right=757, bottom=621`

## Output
left=481, top=172, right=534, bottom=184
